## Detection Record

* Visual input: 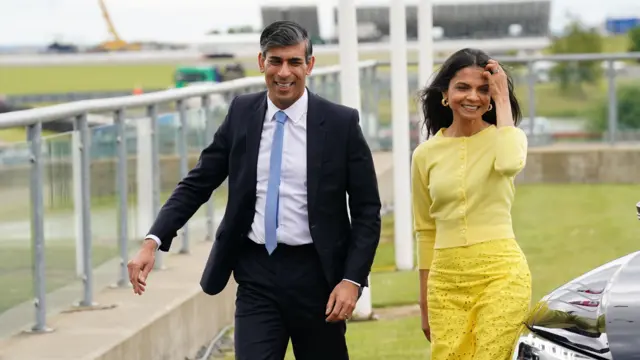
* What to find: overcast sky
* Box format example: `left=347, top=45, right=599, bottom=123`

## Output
left=0, top=0, right=638, bottom=45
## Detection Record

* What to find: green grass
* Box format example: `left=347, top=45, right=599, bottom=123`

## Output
left=512, top=184, right=639, bottom=302
left=0, top=64, right=261, bottom=95
left=0, top=128, right=57, bottom=143
left=1, top=64, right=177, bottom=95
left=602, top=35, right=632, bottom=53
left=0, top=240, right=116, bottom=314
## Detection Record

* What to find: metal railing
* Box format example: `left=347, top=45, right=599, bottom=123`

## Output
left=6, top=89, right=168, bottom=106
left=378, top=51, right=640, bottom=146
left=1, top=51, right=640, bottom=336
left=0, top=60, right=379, bottom=335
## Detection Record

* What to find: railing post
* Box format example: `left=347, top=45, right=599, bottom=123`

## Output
left=177, top=99, right=190, bottom=254
left=75, top=113, right=95, bottom=307
left=307, top=76, right=316, bottom=93
left=72, top=126, right=84, bottom=277
left=418, top=0, right=434, bottom=144
left=202, top=95, right=216, bottom=242
left=136, top=111, right=154, bottom=251
left=148, top=104, right=165, bottom=270
left=317, top=74, right=328, bottom=99
left=27, top=122, right=52, bottom=333
left=390, top=0, right=414, bottom=272
left=371, top=65, right=380, bottom=148
left=333, top=73, right=341, bottom=102
left=115, top=109, right=129, bottom=287
left=360, top=67, right=371, bottom=143
left=527, top=61, right=537, bottom=144
left=606, top=60, right=618, bottom=145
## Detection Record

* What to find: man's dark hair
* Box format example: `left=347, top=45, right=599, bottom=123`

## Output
left=259, top=20, right=313, bottom=63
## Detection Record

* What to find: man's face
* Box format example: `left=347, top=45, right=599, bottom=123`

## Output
left=258, top=41, right=315, bottom=109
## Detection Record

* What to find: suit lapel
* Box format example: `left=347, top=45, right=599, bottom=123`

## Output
left=306, top=91, right=326, bottom=213
left=245, top=91, right=267, bottom=185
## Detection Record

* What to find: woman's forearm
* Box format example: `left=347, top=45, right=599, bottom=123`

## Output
left=419, top=269, right=430, bottom=309
left=495, top=98, right=514, bottom=128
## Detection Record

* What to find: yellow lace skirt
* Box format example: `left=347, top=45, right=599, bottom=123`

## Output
left=427, top=238, right=532, bottom=360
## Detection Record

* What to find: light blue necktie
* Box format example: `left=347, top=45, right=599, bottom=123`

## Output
left=264, top=110, right=287, bottom=255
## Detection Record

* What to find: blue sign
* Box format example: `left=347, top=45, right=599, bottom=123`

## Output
left=606, top=17, right=640, bottom=34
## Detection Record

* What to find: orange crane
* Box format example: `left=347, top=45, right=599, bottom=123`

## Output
left=94, top=0, right=141, bottom=51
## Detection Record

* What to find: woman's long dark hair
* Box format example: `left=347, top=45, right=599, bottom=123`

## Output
left=418, top=48, right=522, bottom=138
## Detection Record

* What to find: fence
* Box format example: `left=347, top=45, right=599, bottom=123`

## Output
left=1, top=51, right=640, bottom=336
left=5, top=89, right=167, bottom=106
left=0, top=60, right=379, bottom=335
left=376, top=51, right=640, bottom=147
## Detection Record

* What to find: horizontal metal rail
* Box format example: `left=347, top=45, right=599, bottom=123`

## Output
left=6, top=89, right=167, bottom=105
left=0, top=60, right=378, bottom=129
left=377, top=51, right=640, bottom=66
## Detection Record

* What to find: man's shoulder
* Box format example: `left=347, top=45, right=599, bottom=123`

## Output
left=229, top=91, right=266, bottom=109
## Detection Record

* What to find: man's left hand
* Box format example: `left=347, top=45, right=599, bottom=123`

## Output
left=325, top=280, right=359, bottom=322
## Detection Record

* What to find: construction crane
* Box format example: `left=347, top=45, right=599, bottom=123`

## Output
left=93, top=0, right=141, bottom=51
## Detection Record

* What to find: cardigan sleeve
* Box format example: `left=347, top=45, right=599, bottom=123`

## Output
left=411, top=147, right=437, bottom=270
left=494, top=126, right=528, bottom=177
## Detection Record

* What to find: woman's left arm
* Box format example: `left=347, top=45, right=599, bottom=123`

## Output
left=485, top=60, right=528, bottom=177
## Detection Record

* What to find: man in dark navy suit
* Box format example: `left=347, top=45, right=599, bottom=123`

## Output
left=127, top=20, right=381, bottom=360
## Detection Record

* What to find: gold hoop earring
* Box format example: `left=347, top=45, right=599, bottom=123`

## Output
left=488, top=104, right=493, bottom=111
left=441, top=98, right=449, bottom=107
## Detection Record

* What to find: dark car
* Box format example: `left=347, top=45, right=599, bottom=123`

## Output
left=512, top=201, right=640, bottom=359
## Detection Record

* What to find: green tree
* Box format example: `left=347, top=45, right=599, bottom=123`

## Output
left=628, top=26, right=640, bottom=54
left=588, top=85, right=640, bottom=131
left=549, top=21, right=603, bottom=95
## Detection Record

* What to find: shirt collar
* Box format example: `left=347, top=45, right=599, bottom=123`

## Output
left=266, top=88, right=308, bottom=125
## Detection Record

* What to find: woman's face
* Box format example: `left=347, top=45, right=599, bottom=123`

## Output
left=442, top=65, right=492, bottom=123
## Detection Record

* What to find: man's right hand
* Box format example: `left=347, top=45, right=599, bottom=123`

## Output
left=127, top=239, right=157, bottom=295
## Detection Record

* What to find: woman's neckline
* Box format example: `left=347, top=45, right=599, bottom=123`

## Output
left=437, top=124, right=495, bottom=139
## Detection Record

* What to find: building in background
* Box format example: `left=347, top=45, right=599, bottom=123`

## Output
left=337, top=0, right=551, bottom=41
left=261, top=6, right=324, bottom=42
left=192, top=0, right=553, bottom=58
left=259, top=0, right=550, bottom=42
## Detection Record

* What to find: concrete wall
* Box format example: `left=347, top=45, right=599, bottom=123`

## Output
left=0, top=239, right=237, bottom=360
left=516, top=144, right=640, bottom=184
left=95, top=287, right=236, bottom=360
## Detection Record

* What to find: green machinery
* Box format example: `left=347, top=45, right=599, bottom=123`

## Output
left=174, top=63, right=247, bottom=88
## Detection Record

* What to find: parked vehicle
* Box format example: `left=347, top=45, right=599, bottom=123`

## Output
left=174, top=63, right=246, bottom=88
left=512, top=201, right=640, bottom=359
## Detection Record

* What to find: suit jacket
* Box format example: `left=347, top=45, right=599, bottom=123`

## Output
left=148, top=89, right=382, bottom=295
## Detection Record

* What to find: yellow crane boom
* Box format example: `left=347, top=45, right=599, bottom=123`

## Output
left=95, top=0, right=141, bottom=51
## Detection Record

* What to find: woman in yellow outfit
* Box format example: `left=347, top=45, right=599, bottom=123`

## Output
left=411, top=48, right=532, bottom=360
